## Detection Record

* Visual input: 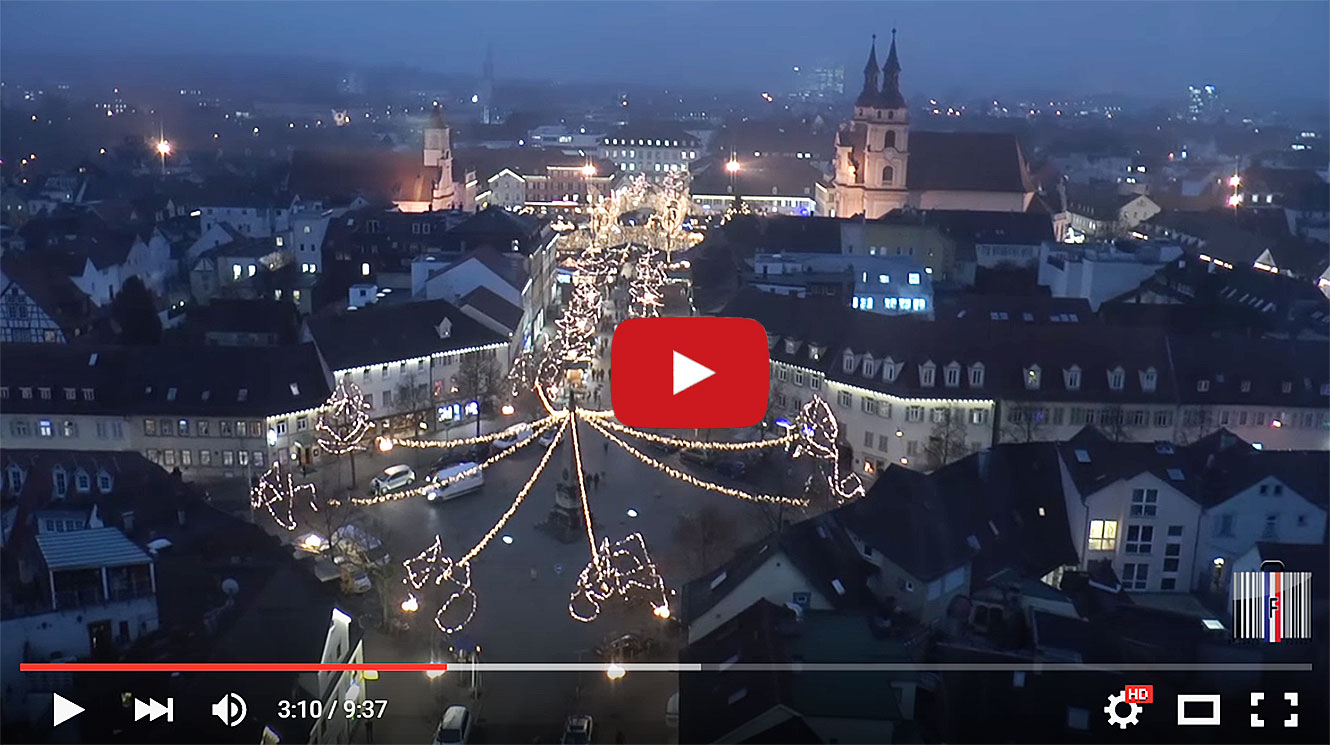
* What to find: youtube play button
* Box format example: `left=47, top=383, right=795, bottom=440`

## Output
left=612, top=317, right=769, bottom=428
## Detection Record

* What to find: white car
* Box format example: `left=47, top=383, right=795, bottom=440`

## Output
left=371, top=464, right=415, bottom=494
left=433, top=705, right=472, bottom=745
left=493, top=423, right=535, bottom=450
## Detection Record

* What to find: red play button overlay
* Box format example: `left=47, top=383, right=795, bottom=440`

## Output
left=611, top=317, right=769, bottom=428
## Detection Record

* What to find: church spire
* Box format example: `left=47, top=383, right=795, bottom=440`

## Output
left=880, top=29, right=906, bottom=108
left=855, top=35, right=881, bottom=107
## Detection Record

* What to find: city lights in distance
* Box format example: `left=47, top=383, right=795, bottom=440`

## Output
left=156, top=140, right=172, bottom=156
left=581, top=164, right=597, bottom=177
left=725, top=159, right=740, bottom=173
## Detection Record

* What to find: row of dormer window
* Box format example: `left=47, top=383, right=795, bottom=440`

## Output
left=0, top=386, right=94, bottom=402
left=4, top=462, right=115, bottom=497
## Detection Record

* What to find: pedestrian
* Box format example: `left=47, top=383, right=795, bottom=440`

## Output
left=592, top=472, right=601, bottom=490
left=530, top=567, right=538, bottom=581
left=603, top=440, right=610, bottom=454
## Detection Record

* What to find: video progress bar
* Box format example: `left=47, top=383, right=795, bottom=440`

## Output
left=19, top=662, right=1313, bottom=673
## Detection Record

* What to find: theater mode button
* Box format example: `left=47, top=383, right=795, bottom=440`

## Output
left=611, top=317, right=769, bottom=428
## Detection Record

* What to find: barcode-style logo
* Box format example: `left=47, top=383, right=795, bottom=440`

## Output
left=1232, top=562, right=1311, bottom=643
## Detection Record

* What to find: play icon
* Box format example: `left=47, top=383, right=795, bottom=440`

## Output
left=612, top=317, right=768, bottom=428
left=53, top=693, right=84, bottom=726
left=672, top=351, right=715, bottom=395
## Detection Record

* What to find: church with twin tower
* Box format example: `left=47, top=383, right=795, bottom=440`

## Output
left=832, top=32, right=1035, bottom=218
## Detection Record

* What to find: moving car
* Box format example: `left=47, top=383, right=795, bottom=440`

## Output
left=371, top=464, right=415, bottom=494
left=433, top=705, right=472, bottom=745
left=561, top=715, right=594, bottom=744
left=492, top=423, right=536, bottom=450
left=426, top=462, right=485, bottom=502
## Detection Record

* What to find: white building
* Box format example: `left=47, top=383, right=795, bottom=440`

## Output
left=749, top=252, right=932, bottom=316
left=598, top=124, right=703, bottom=179
left=1038, top=240, right=1184, bottom=310
left=305, top=298, right=512, bottom=437
left=1058, top=430, right=1327, bottom=594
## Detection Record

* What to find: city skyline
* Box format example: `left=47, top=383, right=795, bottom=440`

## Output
left=2, top=1, right=1328, bottom=108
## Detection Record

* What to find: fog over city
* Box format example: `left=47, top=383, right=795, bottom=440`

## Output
left=3, top=1, right=1328, bottom=109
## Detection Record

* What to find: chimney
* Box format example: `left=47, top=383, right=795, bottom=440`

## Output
left=121, top=510, right=135, bottom=534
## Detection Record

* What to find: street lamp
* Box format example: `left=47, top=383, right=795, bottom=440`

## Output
left=501, top=404, right=515, bottom=416
left=156, top=138, right=171, bottom=176
left=725, top=158, right=740, bottom=174
left=401, top=594, right=419, bottom=613
left=605, top=662, right=626, bottom=681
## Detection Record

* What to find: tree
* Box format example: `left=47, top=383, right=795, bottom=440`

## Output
left=111, top=276, right=162, bottom=345
left=393, top=375, right=431, bottom=421
left=317, top=382, right=373, bottom=494
left=672, top=505, right=738, bottom=577
left=998, top=402, right=1052, bottom=444
left=456, top=351, right=502, bottom=436
left=922, top=407, right=970, bottom=471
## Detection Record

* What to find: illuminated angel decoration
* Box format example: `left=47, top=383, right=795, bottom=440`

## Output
left=792, top=396, right=866, bottom=503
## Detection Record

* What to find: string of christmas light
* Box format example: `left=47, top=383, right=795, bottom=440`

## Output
left=250, top=460, right=318, bottom=531
left=569, top=532, right=670, bottom=623
left=347, top=418, right=560, bottom=505
left=379, top=414, right=557, bottom=450
left=583, top=415, right=809, bottom=507
left=568, top=409, right=600, bottom=565
left=457, top=417, right=568, bottom=565
left=316, top=381, right=373, bottom=455
left=590, top=416, right=798, bottom=451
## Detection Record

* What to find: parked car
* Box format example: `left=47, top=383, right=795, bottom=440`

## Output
left=432, top=444, right=488, bottom=470
left=371, top=464, right=415, bottom=494
left=646, top=440, right=681, bottom=456
left=678, top=449, right=747, bottom=478
left=561, top=715, right=594, bottom=744
left=433, top=705, right=472, bottom=745
left=538, top=428, right=557, bottom=447
left=426, top=462, right=485, bottom=503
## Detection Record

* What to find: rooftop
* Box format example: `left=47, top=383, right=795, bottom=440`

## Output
left=36, top=527, right=150, bottom=571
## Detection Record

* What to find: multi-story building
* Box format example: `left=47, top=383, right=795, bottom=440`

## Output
left=598, top=123, right=703, bottom=180
left=688, top=156, right=828, bottom=217
left=466, top=150, right=616, bottom=212
left=724, top=289, right=1329, bottom=477
left=1037, top=239, right=1184, bottom=310
left=1, top=251, right=104, bottom=343
left=305, top=298, right=511, bottom=437
left=749, top=252, right=932, bottom=316
left=1059, top=428, right=1326, bottom=594
left=0, top=343, right=333, bottom=480
left=1186, top=84, right=1221, bottom=122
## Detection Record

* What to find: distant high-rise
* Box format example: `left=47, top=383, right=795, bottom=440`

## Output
left=794, top=65, right=845, bottom=99
left=1187, top=84, right=1220, bottom=121
left=479, top=44, right=495, bottom=124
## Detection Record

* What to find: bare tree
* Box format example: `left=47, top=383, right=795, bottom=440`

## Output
left=998, top=402, right=1052, bottom=444
left=393, top=375, right=431, bottom=423
left=316, top=381, right=372, bottom=494
left=1097, top=402, right=1137, bottom=443
left=673, top=505, right=739, bottom=576
left=456, top=351, right=503, bottom=436
left=923, top=407, right=970, bottom=471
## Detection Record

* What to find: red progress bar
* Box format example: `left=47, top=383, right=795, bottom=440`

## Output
left=19, top=663, right=447, bottom=672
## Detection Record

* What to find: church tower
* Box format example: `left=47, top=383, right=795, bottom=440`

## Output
left=425, top=105, right=456, bottom=210
left=834, top=32, right=911, bottom=218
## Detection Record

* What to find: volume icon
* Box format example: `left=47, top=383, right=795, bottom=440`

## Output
left=211, top=692, right=247, bottom=727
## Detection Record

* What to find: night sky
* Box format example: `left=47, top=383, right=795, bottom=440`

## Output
left=2, top=1, right=1327, bottom=105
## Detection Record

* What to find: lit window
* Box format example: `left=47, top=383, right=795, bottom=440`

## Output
left=912, top=298, right=926, bottom=311
left=908, top=273, right=921, bottom=285
left=361, top=262, right=371, bottom=276
left=1088, top=520, right=1117, bottom=551
left=248, top=264, right=257, bottom=277
left=879, top=274, right=889, bottom=284
left=232, top=265, right=242, bottom=281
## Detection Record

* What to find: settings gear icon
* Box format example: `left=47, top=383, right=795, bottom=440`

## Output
left=1104, top=691, right=1143, bottom=728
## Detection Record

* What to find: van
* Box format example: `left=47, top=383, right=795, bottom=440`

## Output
left=426, top=462, right=485, bottom=503
left=371, top=464, right=415, bottom=494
